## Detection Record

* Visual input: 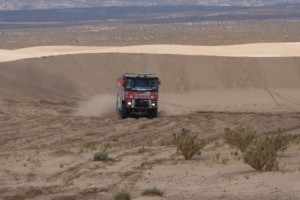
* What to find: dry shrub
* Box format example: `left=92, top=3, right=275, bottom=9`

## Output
left=114, top=191, right=131, bottom=200
left=224, top=127, right=256, bottom=152
left=244, top=131, right=289, bottom=171
left=94, top=150, right=115, bottom=161
left=173, top=129, right=206, bottom=160
left=244, top=136, right=278, bottom=171
left=52, top=148, right=73, bottom=156
left=98, top=187, right=109, bottom=193
left=94, top=151, right=108, bottom=161
left=269, top=129, right=290, bottom=152
left=141, top=187, right=164, bottom=197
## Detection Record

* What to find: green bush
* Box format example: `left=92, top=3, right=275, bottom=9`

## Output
left=173, top=129, right=206, bottom=160
left=114, top=191, right=131, bottom=200
left=141, top=187, right=164, bottom=197
left=224, top=127, right=256, bottom=152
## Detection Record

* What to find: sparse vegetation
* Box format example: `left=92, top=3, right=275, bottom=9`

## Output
left=52, top=148, right=73, bottom=156
left=224, top=127, right=290, bottom=171
left=214, top=141, right=221, bottom=148
left=94, top=150, right=108, bottom=161
left=82, top=142, right=96, bottom=152
left=141, top=187, right=164, bottom=197
left=137, top=147, right=147, bottom=154
left=155, top=158, right=165, bottom=165
left=103, top=143, right=112, bottom=150
left=98, top=187, right=109, bottom=193
left=160, top=140, right=173, bottom=146
left=173, top=129, right=206, bottom=160
left=138, top=147, right=150, bottom=153
left=112, top=138, right=118, bottom=142
left=83, top=142, right=96, bottom=149
left=77, top=148, right=84, bottom=154
left=94, top=150, right=114, bottom=161
left=213, top=153, right=220, bottom=163
left=0, top=153, right=11, bottom=159
left=231, top=150, right=241, bottom=160
left=146, top=139, right=153, bottom=146
left=244, top=136, right=279, bottom=171
left=222, top=157, right=229, bottom=165
left=140, top=161, right=154, bottom=170
left=212, top=153, right=229, bottom=165
left=114, top=191, right=131, bottom=200
left=268, top=129, right=290, bottom=152
left=224, top=127, right=256, bottom=152
left=31, top=158, right=42, bottom=167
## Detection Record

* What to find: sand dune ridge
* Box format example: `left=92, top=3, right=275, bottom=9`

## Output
left=1, top=43, right=300, bottom=62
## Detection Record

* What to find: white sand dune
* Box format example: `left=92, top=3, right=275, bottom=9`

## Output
left=1, top=43, right=300, bottom=62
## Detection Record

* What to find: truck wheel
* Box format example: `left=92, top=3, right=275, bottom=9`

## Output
left=151, top=108, right=158, bottom=118
left=121, top=104, right=128, bottom=119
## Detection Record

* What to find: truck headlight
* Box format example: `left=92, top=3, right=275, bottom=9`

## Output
left=151, top=102, right=156, bottom=107
left=127, top=101, right=132, bottom=106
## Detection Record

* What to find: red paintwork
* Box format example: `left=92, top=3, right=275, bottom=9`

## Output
left=124, top=91, right=158, bottom=101
left=116, top=75, right=159, bottom=101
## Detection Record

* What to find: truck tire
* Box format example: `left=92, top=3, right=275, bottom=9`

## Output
left=151, top=108, right=158, bottom=118
left=121, top=104, right=128, bottom=119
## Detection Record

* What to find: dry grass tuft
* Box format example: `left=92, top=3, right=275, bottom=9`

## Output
left=173, top=129, right=206, bottom=160
left=141, top=187, right=164, bottom=197
left=244, top=131, right=289, bottom=171
left=94, top=150, right=114, bottom=161
left=114, top=191, right=131, bottom=200
left=244, top=136, right=278, bottom=171
left=224, top=127, right=256, bottom=152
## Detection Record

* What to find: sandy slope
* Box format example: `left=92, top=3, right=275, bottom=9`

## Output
left=0, top=53, right=300, bottom=113
left=1, top=99, right=300, bottom=200
left=1, top=43, right=300, bottom=62
left=1, top=44, right=300, bottom=199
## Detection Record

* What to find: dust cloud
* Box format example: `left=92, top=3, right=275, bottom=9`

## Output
left=75, top=94, right=117, bottom=117
left=159, top=103, right=188, bottom=116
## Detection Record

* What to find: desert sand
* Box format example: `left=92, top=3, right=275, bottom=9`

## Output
left=0, top=44, right=300, bottom=200
left=1, top=43, right=300, bottom=62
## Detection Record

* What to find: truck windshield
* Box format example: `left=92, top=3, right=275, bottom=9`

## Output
left=125, top=78, right=158, bottom=91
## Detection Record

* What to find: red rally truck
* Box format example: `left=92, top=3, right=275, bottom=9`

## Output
left=116, top=73, right=161, bottom=119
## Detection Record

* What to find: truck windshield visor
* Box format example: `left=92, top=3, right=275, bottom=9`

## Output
left=125, top=78, right=158, bottom=91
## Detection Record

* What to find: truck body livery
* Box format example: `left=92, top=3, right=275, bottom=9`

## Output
left=116, top=73, right=160, bottom=119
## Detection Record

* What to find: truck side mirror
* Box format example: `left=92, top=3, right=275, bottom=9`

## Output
left=121, top=80, right=125, bottom=85
left=158, top=80, right=161, bottom=85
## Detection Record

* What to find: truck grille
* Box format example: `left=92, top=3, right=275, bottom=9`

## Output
left=135, top=99, right=149, bottom=108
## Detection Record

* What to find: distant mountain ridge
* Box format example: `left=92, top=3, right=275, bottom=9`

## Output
left=0, top=0, right=299, bottom=10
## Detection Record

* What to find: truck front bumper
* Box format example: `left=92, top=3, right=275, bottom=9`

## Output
left=125, top=99, right=157, bottom=110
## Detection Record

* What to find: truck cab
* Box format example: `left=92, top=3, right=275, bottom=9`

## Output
left=116, top=73, right=161, bottom=119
